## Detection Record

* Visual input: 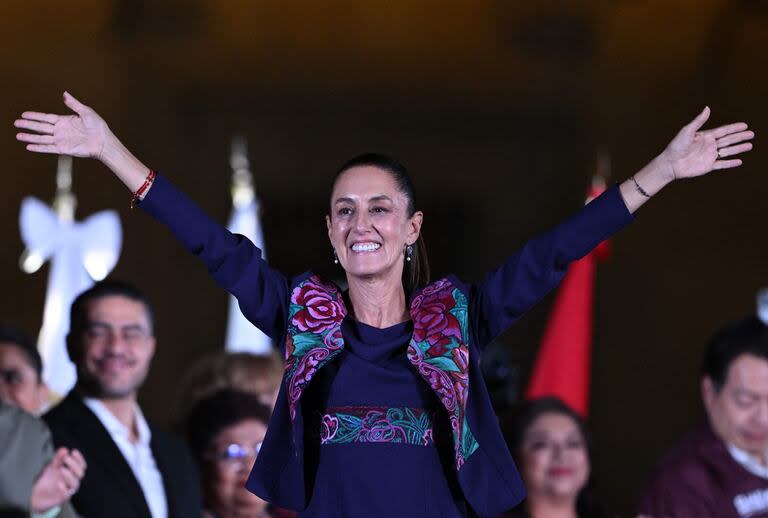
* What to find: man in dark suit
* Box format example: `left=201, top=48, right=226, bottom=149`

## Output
left=44, top=281, right=202, bottom=518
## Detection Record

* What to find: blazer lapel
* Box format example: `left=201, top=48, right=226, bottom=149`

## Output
left=283, top=275, right=347, bottom=421
left=62, top=394, right=152, bottom=516
left=407, top=278, right=479, bottom=470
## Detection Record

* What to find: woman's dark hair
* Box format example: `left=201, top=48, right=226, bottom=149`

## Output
left=702, top=316, right=768, bottom=392
left=0, top=325, right=42, bottom=382
left=507, top=397, right=603, bottom=518
left=330, top=153, right=430, bottom=295
left=183, top=388, right=272, bottom=465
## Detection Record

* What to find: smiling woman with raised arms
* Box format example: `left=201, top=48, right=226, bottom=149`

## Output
left=15, top=93, right=754, bottom=517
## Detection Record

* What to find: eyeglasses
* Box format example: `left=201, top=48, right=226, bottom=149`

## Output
left=210, top=442, right=263, bottom=473
left=85, top=323, right=150, bottom=344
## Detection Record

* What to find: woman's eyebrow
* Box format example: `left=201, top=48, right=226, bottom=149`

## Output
left=333, top=194, right=393, bottom=205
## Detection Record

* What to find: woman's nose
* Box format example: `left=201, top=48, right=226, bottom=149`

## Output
left=353, top=210, right=371, bottom=231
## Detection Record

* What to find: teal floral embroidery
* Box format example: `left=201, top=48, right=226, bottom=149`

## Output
left=408, top=278, right=479, bottom=469
left=321, top=407, right=434, bottom=446
left=284, top=276, right=347, bottom=421
left=282, top=275, right=480, bottom=470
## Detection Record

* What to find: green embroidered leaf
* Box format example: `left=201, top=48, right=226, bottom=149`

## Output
left=450, top=288, right=470, bottom=344
left=290, top=333, right=324, bottom=357
left=337, top=413, right=363, bottom=428
left=461, top=418, right=479, bottom=458
left=414, top=340, right=432, bottom=355
left=288, top=303, right=303, bottom=320
left=426, top=355, right=461, bottom=373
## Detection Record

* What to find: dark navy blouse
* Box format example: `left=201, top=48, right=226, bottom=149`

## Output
left=299, top=318, right=467, bottom=517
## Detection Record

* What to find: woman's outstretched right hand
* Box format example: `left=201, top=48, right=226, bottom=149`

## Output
left=15, top=92, right=110, bottom=160
left=15, top=92, right=152, bottom=193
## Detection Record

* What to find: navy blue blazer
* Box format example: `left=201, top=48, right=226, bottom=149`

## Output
left=140, top=174, right=634, bottom=517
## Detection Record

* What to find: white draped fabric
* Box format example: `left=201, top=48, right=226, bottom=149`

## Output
left=20, top=197, right=122, bottom=395
left=224, top=196, right=272, bottom=353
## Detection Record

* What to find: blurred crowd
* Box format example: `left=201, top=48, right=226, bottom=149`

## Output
left=2, top=279, right=767, bottom=518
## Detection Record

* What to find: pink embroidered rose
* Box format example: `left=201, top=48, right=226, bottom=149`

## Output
left=320, top=414, right=339, bottom=444
left=412, top=284, right=462, bottom=347
left=422, top=366, right=457, bottom=411
left=426, top=335, right=454, bottom=357
left=451, top=345, right=469, bottom=373
left=291, top=278, right=345, bottom=334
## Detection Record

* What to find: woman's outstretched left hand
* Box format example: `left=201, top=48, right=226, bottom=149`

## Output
left=660, top=106, right=753, bottom=181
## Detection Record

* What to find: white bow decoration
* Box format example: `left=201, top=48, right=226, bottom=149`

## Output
left=20, top=196, right=122, bottom=395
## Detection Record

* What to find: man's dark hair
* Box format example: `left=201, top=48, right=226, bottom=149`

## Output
left=0, top=325, right=42, bottom=381
left=66, top=280, right=154, bottom=364
left=702, top=316, right=768, bottom=391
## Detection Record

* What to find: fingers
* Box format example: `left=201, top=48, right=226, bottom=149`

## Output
left=50, top=447, right=70, bottom=468
left=707, top=122, right=749, bottom=139
left=16, top=133, right=54, bottom=145
left=58, top=463, right=81, bottom=494
left=717, top=130, right=754, bottom=147
left=687, top=106, right=710, bottom=132
left=19, top=111, right=59, bottom=124
left=718, top=142, right=753, bottom=158
left=24, top=144, right=60, bottom=154
left=14, top=118, right=54, bottom=134
left=63, top=91, right=90, bottom=116
left=713, top=158, right=743, bottom=170
left=69, top=449, right=87, bottom=471
left=62, top=450, right=87, bottom=480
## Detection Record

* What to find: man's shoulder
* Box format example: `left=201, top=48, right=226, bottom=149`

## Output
left=43, top=391, right=88, bottom=431
left=647, top=422, right=731, bottom=486
left=148, top=423, right=196, bottom=466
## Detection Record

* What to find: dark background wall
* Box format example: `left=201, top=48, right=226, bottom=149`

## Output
left=2, top=0, right=767, bottom=513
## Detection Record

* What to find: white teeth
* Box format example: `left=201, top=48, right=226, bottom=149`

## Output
left=351, top=242, right=381, bottom=252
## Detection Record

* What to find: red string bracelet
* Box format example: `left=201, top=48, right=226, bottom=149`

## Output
left=130, top=169, right=157, bottom=209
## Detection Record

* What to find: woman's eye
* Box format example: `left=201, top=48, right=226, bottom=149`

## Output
left=371, top=207, right=388, bottom=214
left=338, top=207, right=353, bottom=216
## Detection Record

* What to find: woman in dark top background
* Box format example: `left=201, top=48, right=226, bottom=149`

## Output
left=502, top=397, right=602, bottom=518
left=14, top=94, right=753, bottom=517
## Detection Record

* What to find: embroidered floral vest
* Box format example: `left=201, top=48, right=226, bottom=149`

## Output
left=283, top=275, right=479, bottom=469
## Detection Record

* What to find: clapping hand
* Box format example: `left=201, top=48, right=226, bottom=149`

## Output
left=30, top=447, right=87, bottom=513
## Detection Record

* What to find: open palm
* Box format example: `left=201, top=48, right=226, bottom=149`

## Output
left=15, top=92, right=109, bottom=159
left=663, top=107, right=753, bottom=180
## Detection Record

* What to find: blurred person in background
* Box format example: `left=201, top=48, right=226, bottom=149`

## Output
left=15, top=93, right=754, bottom=517
left=500, top=397, right=601, bottom=518
left=184, top=389, right=294, bottom=518
left=639, top=316, right=768, bottom=518
left=1, top=400, right=85, bottom=518
left=0, top=325, right=49, bottom=415
left=0, top=326, right=84, bottom=518
left=179, top=350, right=283, bottom=422
left=43, top=281, right=202, bottom=518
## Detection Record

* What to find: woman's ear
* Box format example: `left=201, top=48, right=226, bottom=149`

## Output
left=408, top=211, right=424, bottom=242
left=326, top=214, right=332, bottom=240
